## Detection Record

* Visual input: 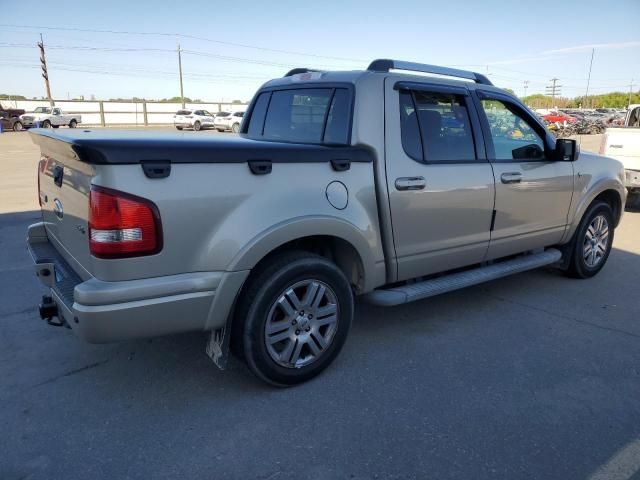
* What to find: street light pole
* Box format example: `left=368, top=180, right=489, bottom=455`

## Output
left=177, top=44, right=185, bottom=108
left=583, top=48, right=595, bottom=109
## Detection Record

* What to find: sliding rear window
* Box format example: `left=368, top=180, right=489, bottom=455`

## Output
left=245, top=87, right=352, bottom=145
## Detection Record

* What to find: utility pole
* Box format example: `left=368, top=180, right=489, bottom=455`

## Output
left=628, top=78, right=635, bottom=109
left=38, top=33, right=53, bottom=106
left=583, top=48, right=595, bottom=109
left=177, top=44, right=185, bottom=108
left=523, top=80, right=530, bottom=99
left=545, top=78, right=561, bottom=107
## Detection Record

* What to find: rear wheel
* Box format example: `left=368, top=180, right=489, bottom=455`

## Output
left=42, top=120, right=51, bottom=128
left=12, top=121, right=23, bottom=132
left=193, top=121, right=201, bottom=131
left=234, top=251, right=353, bottom=386
left=231, top=123, right=240, bottom=133
left=69, top=119, right=77, bottom=128
left=566, top=201, right=614, bottom=278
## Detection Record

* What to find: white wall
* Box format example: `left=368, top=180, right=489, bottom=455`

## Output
left=3, top=99, right=248, bottom=126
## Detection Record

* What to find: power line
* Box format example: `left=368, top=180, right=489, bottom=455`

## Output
left=0, top=23, right=363, bottom=63
left=545, top=78, right=561, bottom=104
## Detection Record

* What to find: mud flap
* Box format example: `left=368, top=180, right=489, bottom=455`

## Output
left=205, top=326, right=230, bottom=370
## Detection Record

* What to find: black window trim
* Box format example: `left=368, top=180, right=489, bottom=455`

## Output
left=241, top=82, right=355, bottom=146
left=472, top=89, right=556, bottom=163
left=396, top=82, right=487, bottom=165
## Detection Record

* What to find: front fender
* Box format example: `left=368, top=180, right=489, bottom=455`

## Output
left=227, top=215, right=386, bottom=293
left=562, top=157, right=626, bottom=243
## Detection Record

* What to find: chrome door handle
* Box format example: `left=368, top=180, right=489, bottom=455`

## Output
left=501, top=172, right=522, bottom=184
left=395, top=176, right=426, bottom=191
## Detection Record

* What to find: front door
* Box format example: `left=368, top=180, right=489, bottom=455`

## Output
left=474, top=92, right=574, bottom=260
left=384, top=79, right=495, bottom=281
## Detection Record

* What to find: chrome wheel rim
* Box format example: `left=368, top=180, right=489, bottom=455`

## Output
left=14, top=122, right=23, bottom=132
left=583, top=214, right=609, bottom=268
left=264, top=279, right=339, bottom=369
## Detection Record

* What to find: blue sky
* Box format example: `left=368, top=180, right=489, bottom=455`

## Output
left=1, top=0, right=639, bottom=101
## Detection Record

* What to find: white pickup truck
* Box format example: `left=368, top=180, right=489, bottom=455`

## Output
left=601, top=104, right=640, bottom=204
left=20, top=107, right=81, bottom=129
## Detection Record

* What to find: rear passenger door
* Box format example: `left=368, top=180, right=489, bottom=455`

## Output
left=384, top=80, right=495, bottom=281
left=474, top=91, right=574, bottom=260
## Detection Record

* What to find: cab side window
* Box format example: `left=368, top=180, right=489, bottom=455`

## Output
left=399, top=89, right=476, bottom=162
left=480, top=99, right=545, bottom=160
left=628, top=107, right=640, bottom=128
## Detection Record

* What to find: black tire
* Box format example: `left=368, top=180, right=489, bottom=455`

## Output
left=566, top=201, right=614, bottom=279
left=12, top=121, right=23, bottom=132
left=42, top=120, right=51, bottom=128
left=231, top=123, right=240, bottom=133
left=175, top=126, right=183, bottom=131
left=234, top=251, right=354, bottom=386
left=193, top=121, right=201, bottom=132
left=626, top=191, right=640, bottom=210
left=69, top=119, right=77, bottom=128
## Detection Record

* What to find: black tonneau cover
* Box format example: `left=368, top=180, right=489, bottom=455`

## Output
left=29, top=129, right=373, bottom=165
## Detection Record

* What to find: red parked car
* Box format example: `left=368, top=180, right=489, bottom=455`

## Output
left=543, top=111, right=577, bottom=124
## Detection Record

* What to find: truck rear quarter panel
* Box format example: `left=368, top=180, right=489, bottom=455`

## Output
left=91, top=161, right=386, bottom=291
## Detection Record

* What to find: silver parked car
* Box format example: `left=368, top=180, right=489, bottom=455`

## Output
left=173, top=109, right=216, bottom=131
left=28, top=59, right=626, bottom=386
left=214, top=110, right=244, bottom=132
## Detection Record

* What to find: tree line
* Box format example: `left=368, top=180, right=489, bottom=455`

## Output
left=522, top=91, right=639, bottom=109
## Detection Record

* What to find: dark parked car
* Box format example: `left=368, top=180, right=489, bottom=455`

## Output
left=0, top=106, right=26, bottom=132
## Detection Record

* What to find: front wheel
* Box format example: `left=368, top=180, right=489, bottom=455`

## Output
left=231, top=123, right=240, bottom=133
left=13, top=121, right=23, bottom=132
left=69, top=119, right=77, bottom=128
left=42, top=120, right=51, bottom=128
left=193, top=121, right=201, bottom=131
left=234, top=251, right=354, bottom=386
left=566, top=201, right=614, bottom=278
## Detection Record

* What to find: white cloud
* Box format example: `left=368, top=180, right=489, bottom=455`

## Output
left=541, top=41, right=640, bottom=55
left=488, top=55, right=558, bottom=66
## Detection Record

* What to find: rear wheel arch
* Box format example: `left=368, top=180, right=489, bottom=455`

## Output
left=238, top=234, right=367, bottom=295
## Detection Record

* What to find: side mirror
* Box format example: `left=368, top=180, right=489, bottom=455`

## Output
left=553, top=138, right=578, bottom=162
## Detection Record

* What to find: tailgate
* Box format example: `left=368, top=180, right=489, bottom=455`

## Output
left=603, top=128, right=640, bottom=170
left=34, top=132, right=95, bottom=279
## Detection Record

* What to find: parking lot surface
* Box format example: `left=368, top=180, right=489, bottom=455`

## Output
left=1, top=130, right=639, bottom=480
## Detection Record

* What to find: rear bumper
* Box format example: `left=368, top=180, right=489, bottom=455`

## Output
left=625, top=169, right=640, bottom=189
left=27, top=222, right=248, bottom=343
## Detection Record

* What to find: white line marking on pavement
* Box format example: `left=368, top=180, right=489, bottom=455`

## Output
left=588, top=438, right=640, bottom=480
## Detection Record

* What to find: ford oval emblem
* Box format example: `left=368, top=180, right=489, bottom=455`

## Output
left=53, top=198, right=64, bottom=219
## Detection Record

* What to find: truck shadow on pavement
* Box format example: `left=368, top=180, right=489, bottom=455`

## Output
left=2, top=209, right=640, bottom=396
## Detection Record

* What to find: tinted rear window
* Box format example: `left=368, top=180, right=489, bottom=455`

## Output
left=246, top=87, right=351, bottom=144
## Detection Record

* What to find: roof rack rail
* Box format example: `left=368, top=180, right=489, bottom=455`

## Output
left=284, top=68, right=323, bottom=77
left=367, top=59, right=493, bottom=86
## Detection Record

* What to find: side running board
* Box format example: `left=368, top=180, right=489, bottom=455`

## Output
left=364, top=248, right=562, bottom=306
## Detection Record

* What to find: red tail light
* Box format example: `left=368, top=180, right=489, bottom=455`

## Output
left=37, top=161, right=42, bottom=207
left=89, top=186, right=162, bottom=258
left=37, top=157, right=48, bottom=207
